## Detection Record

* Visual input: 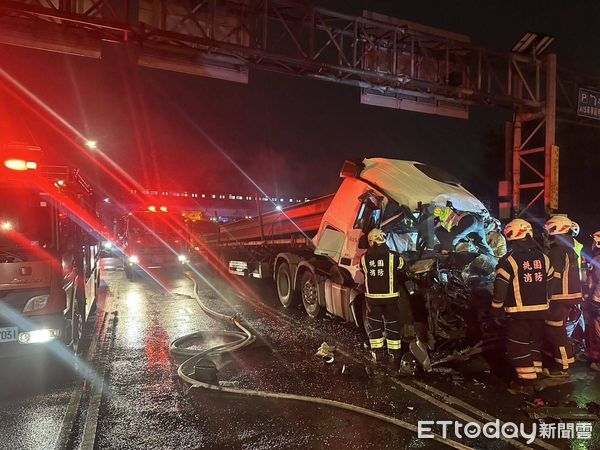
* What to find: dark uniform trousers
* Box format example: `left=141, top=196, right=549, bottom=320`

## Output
left=366, top=298, right=401, bottom=357
left=506, top=315, right=544, bottom=383
left=544, top=302, right=575, bottom=370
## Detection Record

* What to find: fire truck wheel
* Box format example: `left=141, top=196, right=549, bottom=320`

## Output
left=276, top=263, right=298, bottom=308
left=68, top=302, right=83, bottom=355
left=125, top=265, right=136, bottom=281
left=300, top=270, right=324, bottom=319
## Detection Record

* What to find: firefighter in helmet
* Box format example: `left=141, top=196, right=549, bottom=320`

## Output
left=433, top=206, right=494, bottom=256
left=360, top=228, right=405, bottom=366
left=543, top=215, right=582, bottom=377
left=586, top=231, right=600, bottom=372
left=492, top=219, right=553, bottom=395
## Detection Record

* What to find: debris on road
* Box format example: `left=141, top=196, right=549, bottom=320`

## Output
left=524, top=406, right=598, bottom=421
left=315, top=342, right=335, bottom=363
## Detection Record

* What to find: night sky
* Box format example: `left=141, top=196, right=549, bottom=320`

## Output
left=0, top=0, right=599, bottom=227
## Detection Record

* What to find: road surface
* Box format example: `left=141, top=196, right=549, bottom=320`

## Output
left=1, top=257, right=599, bottom=449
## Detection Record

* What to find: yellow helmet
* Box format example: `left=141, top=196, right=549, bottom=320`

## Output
left=367, top=228, right=387, bottom=247
left=544, top=215, right=573, bottom=236
left=503, top=219, right=533, bottom=241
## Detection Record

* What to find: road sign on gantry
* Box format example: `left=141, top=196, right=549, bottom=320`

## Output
left=577, top=88, right=600, bottom=120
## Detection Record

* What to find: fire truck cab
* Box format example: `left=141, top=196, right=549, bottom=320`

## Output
left=122, top=206, right=190, bottom=280
left=0, top=144, right=100, bottom=357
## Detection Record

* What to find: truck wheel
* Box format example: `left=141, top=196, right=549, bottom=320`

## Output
left=68, top=302, right=83, bottom=355
left=361, top=301, right=370, bottom=335
left=125, top=265, right=136, bottom=281
left=276, top=263, right=299, bottom=308
left=300, top=270, right=324, bottom=319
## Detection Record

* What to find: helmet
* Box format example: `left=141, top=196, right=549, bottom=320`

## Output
left=367, top=228, right=387, bottom=247
left=503, top=219, right=533, bottom=241
left=571, top=221, right=580, bottom=237
left=593, top=231, right=600, bottom=249
left=544, top=215, right=573, bottom=236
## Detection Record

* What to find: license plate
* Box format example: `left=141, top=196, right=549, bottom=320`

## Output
left=0, top=327, right=18, bottom=343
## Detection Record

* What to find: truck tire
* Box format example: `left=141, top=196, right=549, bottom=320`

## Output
left=67, top=300, right=83, bottom=355
left=276, top=263, right=299, bottom=308
left=299, top=270, right=324, bottom=319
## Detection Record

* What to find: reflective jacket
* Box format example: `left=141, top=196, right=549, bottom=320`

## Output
left=493, top=240, right=553, bottom=315
left=435, top=207, right=465, bottom=232
left=548, top=236, right=582, bottom=302
left=360, top=243, right=405, bottom=300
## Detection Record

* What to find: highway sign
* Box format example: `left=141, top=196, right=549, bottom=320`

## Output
left=577, top=88, right=600, bottom=120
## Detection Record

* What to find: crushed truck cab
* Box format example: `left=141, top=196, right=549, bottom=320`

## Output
left=210, top=158, right=499, bottom=368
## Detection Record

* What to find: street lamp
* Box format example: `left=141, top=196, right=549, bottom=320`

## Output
left=275, top=205, right=282, bottom=211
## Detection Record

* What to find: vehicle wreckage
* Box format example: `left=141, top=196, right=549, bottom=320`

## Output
left=203, top=158, right=503, bottom=371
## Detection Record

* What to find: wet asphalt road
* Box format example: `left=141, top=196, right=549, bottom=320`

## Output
left=1, top=257, right=600, bottom=449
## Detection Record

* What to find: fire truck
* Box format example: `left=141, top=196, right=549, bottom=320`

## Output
left=0, top=144, right=100, bottom=357
left=122, top=206, right=190, bottom=280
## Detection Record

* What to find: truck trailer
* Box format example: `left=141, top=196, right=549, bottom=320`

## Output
left=208, top=158, right=500, bottom=367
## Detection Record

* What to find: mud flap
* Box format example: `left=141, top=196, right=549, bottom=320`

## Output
left=409, top=339, right=432, bottom=372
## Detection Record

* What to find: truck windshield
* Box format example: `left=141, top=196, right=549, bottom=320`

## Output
left=128, top=213, right=176, bottom=237
left=0, top=187, right=53, bottom=255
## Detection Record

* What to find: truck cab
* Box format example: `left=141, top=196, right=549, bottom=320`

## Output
left=122, top=206, right=190, bottom=279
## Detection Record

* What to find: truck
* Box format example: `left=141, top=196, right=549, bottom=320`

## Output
left=122, top=206, right=191, bottom=280
left=0, top=145, right=100, bottom=357
left=208, top=158, right=500, bottom=368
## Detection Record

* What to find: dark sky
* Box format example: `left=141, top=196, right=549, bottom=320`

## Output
left=0, top=0, right=599, bottom=216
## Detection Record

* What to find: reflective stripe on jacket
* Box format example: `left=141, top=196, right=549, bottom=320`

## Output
left=493, top=245, right=552, bottom=314
left=360, top=243, right=404, bottom=299
left=548, top=238, right=582, bottom=302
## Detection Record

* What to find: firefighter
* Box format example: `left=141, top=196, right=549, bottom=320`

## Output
left=433, top=206, right=494, bottom=255
left=360, top=228, right=405, bottom=365
left=492, top=219, right=553, bottom=395
left=543, top=215, right=582, bottom=377
left=586, top=231, right=600, bottom=372
left=486, top=217, right=508, bottom=258
left=571, top=221, right=584, bottom=271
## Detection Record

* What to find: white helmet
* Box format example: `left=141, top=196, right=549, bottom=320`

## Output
left=503, top=219, right=533, bottom=241
left=571, top=221, right=580, bottom=237
left=593, top=231, right=600, bottom=249
left=367, top=228, right=387, bottom=247
left=544, top=215, right=573, bottom=236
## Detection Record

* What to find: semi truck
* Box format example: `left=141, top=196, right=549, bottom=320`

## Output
left=208, top=158, right=500, bottom=367
left=122, top=206, right=191, bottom=280
left=0, top=145, right=100, bottom=357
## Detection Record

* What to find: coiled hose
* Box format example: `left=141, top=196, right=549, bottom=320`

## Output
left=170, top=273, right=473, bottom=450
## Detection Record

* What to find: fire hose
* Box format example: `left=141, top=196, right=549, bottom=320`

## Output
left=170, top=272, right=474, bottom=450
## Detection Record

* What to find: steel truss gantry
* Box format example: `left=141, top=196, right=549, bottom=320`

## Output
left=0, top=0, right=598, bottom=216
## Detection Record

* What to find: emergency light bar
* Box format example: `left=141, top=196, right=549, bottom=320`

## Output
left=4, top=159, right=37, bottom=171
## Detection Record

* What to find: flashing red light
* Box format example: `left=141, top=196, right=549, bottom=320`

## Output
left=4, top=159, right=37, bottom=171
left=148, top=205, right=157, bottom=212
left=1, top=221, right=14, bottom=231
left=159, top=206, right=168, bottom=212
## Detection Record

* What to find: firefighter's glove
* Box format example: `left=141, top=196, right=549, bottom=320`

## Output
left=315, top=342, right=335, bottom=363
